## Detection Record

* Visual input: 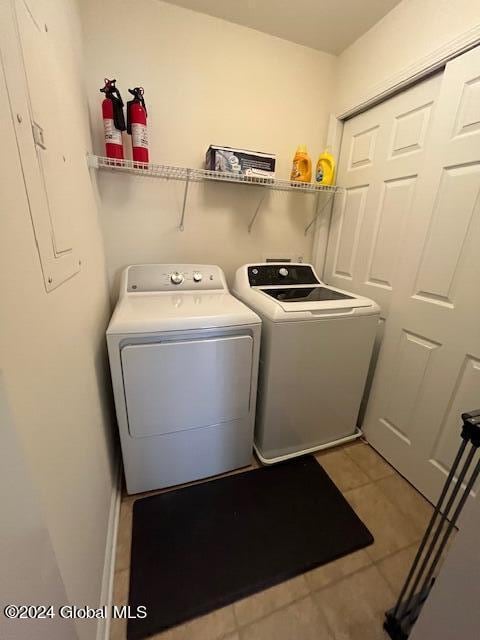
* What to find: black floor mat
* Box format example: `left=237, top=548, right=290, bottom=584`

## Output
left=127, top=455, right=373, bottom=639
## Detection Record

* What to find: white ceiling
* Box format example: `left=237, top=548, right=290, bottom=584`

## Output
left=163, top=0, right=402, bottom=55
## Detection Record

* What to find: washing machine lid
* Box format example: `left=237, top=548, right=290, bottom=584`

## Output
left=263, top=286, right=354, bottom=303
left=107, top=291, right=260, bottom=334
left=234, top=285, right=379, bottom=321
left=256, top=285, right=378, bottom=316
left=233, top=262, right=380, bottom=321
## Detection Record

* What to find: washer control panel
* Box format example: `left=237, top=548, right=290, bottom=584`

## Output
left=248, top=264, right=319, bottom=287
left=126, top=264, right=227, bottom=292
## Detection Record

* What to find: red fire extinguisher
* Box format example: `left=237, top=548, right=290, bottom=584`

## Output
left=127, top=87, right=149, bottom=164
left=100, top=78, right=126, bottom=160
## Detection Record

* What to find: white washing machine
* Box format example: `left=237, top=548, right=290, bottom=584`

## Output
left=233, top=263, right=380, bottom=464
left=107, top=264, right=261, bottom=494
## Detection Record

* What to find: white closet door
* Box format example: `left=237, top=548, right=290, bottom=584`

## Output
left=363, top=46, right=480, bottom=504
left=324, top=74, right=442, bottom=316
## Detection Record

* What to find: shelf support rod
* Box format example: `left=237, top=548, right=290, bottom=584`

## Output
left=304, top=191, right=335, bottom=235
left=179, top=171, right=191, bottom=231
left=248, top=190, right=267, bottom=233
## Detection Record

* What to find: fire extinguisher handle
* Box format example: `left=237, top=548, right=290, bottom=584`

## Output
left=100, top=78, right=119, bottom=97
left=100, top=78, right=126, bottom=132
left=128, top=87, right=147, bottom=117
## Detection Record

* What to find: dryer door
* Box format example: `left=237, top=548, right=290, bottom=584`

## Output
left=121, top=335, right=253, bottom=438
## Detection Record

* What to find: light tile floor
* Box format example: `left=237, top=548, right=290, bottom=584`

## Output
left=110, top=442, right=439, bottom=640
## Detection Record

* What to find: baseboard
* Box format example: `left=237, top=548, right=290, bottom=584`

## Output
left=96, top=457, right=122, bottom=640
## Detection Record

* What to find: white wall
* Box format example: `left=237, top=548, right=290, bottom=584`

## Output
left=336, top=0, right=480, bottom=113
left=80, top=0, right=336, bottom=294
left=0, top=373, right=77, bottom=640
left=0, top=1, right=115, bottom=638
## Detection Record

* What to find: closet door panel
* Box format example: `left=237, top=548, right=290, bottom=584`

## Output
left=363, top=46, right=480, bottom=507
left=325, top=74, right=441, bottom=316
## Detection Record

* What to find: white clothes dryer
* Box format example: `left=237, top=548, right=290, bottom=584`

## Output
left=107, top=264, right=261, bottom=494
left=233, top=263, right=380, bottom=464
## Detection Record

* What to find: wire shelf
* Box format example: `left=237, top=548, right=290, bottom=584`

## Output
left=87, top=154, right=342, bottom=195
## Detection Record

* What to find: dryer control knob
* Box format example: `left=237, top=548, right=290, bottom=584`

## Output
left=193, top=271, right=203, bottom=283
left=170, top=271, right=184, bottom=285
left=279, top=267, right=289, bottom=277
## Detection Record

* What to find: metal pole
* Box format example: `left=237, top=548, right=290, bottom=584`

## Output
left=392, top=437, right=468, bottom=618
left=398, top=444, right=477, bottom=619
left=406, top=454, right=480, bottom=628
left=385, top=410, right=480, bottom=640
left=179, top=171, right=190, bottom=232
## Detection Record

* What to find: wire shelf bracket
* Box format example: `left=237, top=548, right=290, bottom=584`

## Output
left=248, top=190, right=268, bottom=233
left=304, top=190, right=336, bottom=236
left=179, top=170, right=191, bottom=232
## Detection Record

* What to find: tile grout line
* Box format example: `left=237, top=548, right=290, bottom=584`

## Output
left=348, top=443, right=437, bottom=513
left=342, top=444, right=397, bottom=482
left=214, top=541, right=427, bottom=636
left=225, top=562, right=382, bottom=636
left=340, top=478, right=376, bottom=493
left=225, top=540, right=422, bottom=636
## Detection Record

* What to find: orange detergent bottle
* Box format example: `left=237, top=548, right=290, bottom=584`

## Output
left=290, top=145, right=312, bottom=182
